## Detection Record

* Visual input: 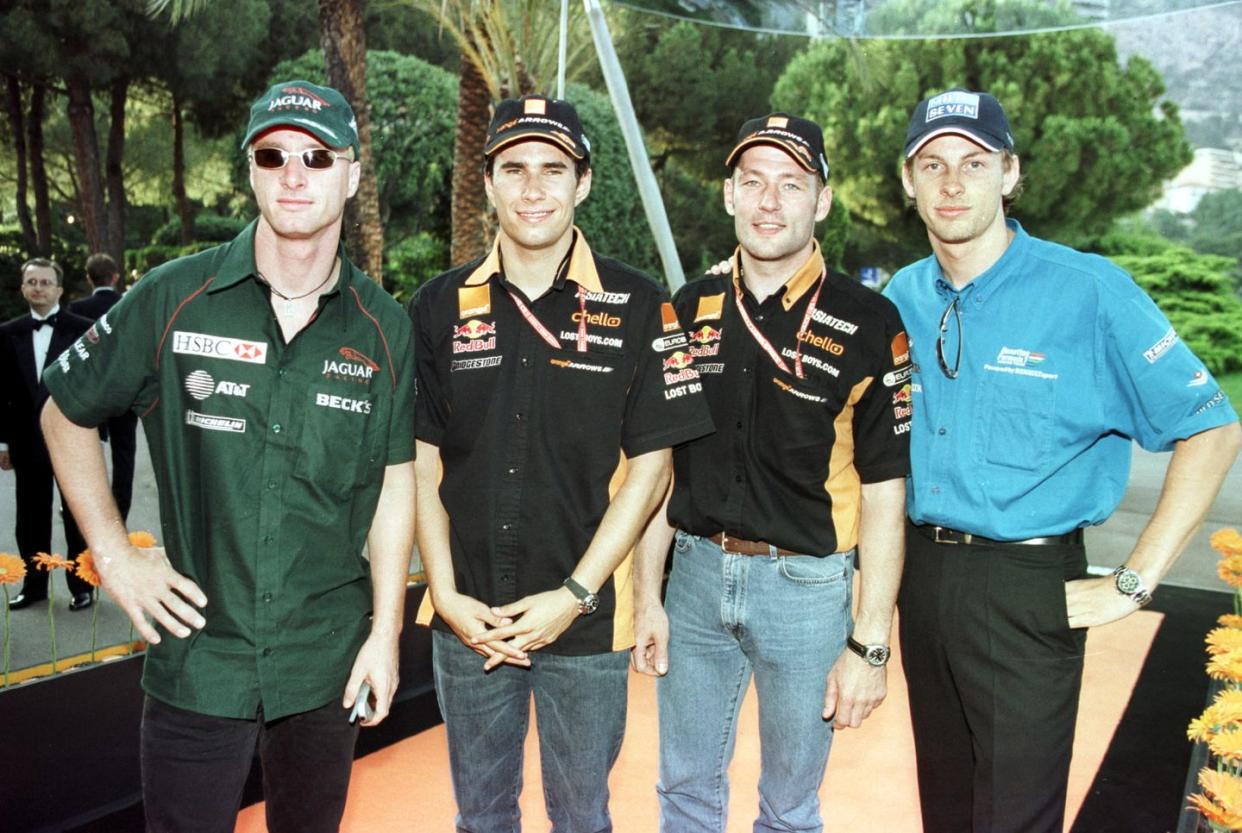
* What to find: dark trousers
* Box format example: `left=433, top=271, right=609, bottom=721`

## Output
left=13, top=446, right=90, bottom=599
left=898, top=521, right=1088, bottom=833
left=106, top=411, right=138, bottom=521
left=141, top=696, right=359, bottom=833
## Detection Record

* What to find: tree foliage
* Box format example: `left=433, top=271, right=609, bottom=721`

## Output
left=773, top=0, right=1193, bottom=270
left=1097, top=233, right=1242, bottom=375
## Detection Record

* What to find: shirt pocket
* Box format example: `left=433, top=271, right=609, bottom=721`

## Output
left=294, top=388, right=383, bottom=501
left=975, top=372, right=1056, bottom=472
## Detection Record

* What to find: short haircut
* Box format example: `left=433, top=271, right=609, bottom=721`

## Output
left=85, top=253, right=120, bottom=286
left=21, top=257, right=63, bottom=285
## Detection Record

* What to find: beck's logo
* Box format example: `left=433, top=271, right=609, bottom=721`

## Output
left=172, top=331, right=268, bottom=364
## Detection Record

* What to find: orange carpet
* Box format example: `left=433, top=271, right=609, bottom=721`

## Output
left=236, top=609, right=1163, bottom=833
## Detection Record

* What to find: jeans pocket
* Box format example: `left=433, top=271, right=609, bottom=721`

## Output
left=673, top=530, right=692, bottom=555
left=777, top=554, right=849, bottom=586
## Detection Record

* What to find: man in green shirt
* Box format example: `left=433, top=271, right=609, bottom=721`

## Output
left=40, top=80, right=416, bottom=833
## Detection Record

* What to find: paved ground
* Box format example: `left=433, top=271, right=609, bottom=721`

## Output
left=1, top=425, right=1239, bottom=675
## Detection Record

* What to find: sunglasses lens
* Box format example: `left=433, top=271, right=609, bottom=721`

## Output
left=252, top=148, right=286, bottom=169
left=302, top=149, right=338, bottom=169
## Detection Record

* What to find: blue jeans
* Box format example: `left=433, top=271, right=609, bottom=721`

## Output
left=657, top=531, right=854, bottom=833
left=432, top=629, right=629, bottom=833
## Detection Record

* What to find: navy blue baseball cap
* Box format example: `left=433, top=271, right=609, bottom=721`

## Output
left=905, top=88, right=1014, bottom=157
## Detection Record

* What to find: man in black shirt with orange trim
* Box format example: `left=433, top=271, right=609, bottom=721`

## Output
left=633, top=114, right=912, bottom=832
left=409, top=95, right=713, bottom=833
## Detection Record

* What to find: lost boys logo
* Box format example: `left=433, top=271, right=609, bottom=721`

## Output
left=452, top=319, right=497, bottom=354
left=271, top=86, right=330, bottom=113
left=323, top=345, right=379, bottom=383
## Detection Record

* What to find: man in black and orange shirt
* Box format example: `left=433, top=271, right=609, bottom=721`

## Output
left=409, top=95, right=712, bottom=832
left=633, top=114, right=912, bottom=832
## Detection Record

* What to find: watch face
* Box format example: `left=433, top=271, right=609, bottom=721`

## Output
left=866, top=646, right=890, bottom=667
left=580, top=594, right=599, bottom=615
left=1116, top=569, right=1141, bottom=595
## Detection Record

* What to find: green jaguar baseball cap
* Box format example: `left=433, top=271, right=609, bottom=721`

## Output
left=241, top=80, right=360, bottom=155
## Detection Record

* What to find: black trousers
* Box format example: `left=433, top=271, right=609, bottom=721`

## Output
left=141, top=696, right=360, bottom=833
left=105, top=411, right=138, bottom=521
left=12, top=445, right=90, bottom=599
left=898, top=521, right=1088, bottom=833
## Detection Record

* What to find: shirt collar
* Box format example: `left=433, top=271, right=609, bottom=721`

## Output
left=933, top=218, right=1028, bottom=304
left=208, top=218, right=359, bottom=298
left=464, top=227, right=603, bottom=293
left=91, top=286, right=116, bottom=295
left=31, top=304, right=60, bottom=321
left=730, top=241, right=825, bottom=311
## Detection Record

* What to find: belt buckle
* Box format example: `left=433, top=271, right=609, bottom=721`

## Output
left=719, top=533, right=736, bottom=554
left=933, top=527, right=971, bottom=545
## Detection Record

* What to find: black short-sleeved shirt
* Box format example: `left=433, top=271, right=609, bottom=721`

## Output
left=411, top=230, right=714, bottom=654
left=43, top=220, right=417, bottom=720
left=668, top=244, right=912, bottom=556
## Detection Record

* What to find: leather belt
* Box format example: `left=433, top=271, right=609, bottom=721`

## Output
left=913, top=523, right=1084, bottom=547
left=709, top=532, right=799, bottom=556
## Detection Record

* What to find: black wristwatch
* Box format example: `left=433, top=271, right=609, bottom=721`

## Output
left=846, top=635, right=890, bottom=667
left=562, top=577, right=599, bottom=615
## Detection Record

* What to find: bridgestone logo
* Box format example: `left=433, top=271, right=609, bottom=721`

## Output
left=185, top=410, right=246, bottom=433
left=451, top=356, right=503, bottom=371
left=172, top=331, right=267, bottom=364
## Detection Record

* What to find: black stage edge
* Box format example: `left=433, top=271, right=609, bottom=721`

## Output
left=1071, top=584, right=1226, bottom=833
left=33, top=583, right=439, bottom=833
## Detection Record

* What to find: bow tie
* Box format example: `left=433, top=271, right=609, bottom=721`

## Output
left=31, top=314, right=58, bottom=332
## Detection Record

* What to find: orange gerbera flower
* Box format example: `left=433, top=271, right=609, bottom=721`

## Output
left=1192, top=768, right=1242, bottom=826
left=128, top=531, right=157, bottom=548
left=1189, top=716, right=1215, bottom=743
left=0, top=553, right=25, bottom=586
left=32, top=552, right=74, bottom=571
left=1208, top=628, right=1242, bottom=655
left=1208, top=651, right=1242, bottom=683
left=1221, top=614, right=1242, bottom=629
left=74, top=551, right=100, bottom=587
left=1220, top=554, right=1242, bottom=588
left=1210, top=726, right=1242, bottom=763
left=1213, top=528, right=1242, bottom=558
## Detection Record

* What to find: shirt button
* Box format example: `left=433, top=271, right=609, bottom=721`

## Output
left=521, top=357, right=530, bottom=367
left=267, top=480, right=277, bottom=490
left=262, top=648, right=272, bottom=657
left=272, top=424, right=282, bottom=433
left=514, top=413, right=523, bottom=422
left=735, top=475, right=743, bottom=483
left=263, top=592, right=273, bottom=603
left=500, top=574, right=511, bottom=583
left=263, top=535, right=273, bottom=544
left=501, top=522, right=512, bottom=531
left=931, top=486, right=942, bottom=495
left=507, top=467, right=518, bottom=475
left=735, top=421, right=743, bottom=430
left=278, top=368, right=287, bottom=377
left=938, top=427, right=947, bottom=435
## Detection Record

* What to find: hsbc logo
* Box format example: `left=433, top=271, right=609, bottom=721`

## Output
left=172, top=331, right=268, bottom=365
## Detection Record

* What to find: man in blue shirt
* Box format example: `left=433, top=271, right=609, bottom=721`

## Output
left=884, top=88, right=1242, bottom=833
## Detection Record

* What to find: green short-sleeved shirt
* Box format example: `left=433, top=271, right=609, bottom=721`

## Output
left=43, top=220, right=416, bottom=720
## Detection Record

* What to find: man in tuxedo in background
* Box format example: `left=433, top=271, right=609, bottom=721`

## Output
left=69, top=253, right=137, bottom=521
left=0, top=257, right=94, bottom=610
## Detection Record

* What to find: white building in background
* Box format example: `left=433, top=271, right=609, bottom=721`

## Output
left=1155, top=148, right=1242, bottom=213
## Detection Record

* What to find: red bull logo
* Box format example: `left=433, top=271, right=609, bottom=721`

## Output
left=454, top=319, right=497, bottom=340
left=893, top=384, right=912, bottom=405
left=689, top=326, right=722, bottom=345
left=663, top=351, right=693, bottom=372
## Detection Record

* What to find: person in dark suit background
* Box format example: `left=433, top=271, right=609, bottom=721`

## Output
left=69, top=253, right=137, bottom=522
left=0, top=257, right=94, bottom=610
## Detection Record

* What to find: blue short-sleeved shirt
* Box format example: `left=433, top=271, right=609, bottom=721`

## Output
left=883, top=219, right=1237, bottom=540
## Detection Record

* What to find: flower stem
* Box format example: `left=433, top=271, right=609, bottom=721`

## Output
left=2, top=585, right=10, bottom=687
left=47, top=581, right=57, bottom=672
left=89, top=588, right=99, bottom=662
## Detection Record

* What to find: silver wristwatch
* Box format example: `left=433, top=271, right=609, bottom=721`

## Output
left=846, top=635, right=890, bottom=667
left=1112, top=565, right=1152, bottom=608
left=562, top=577, right=599, bottom=615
